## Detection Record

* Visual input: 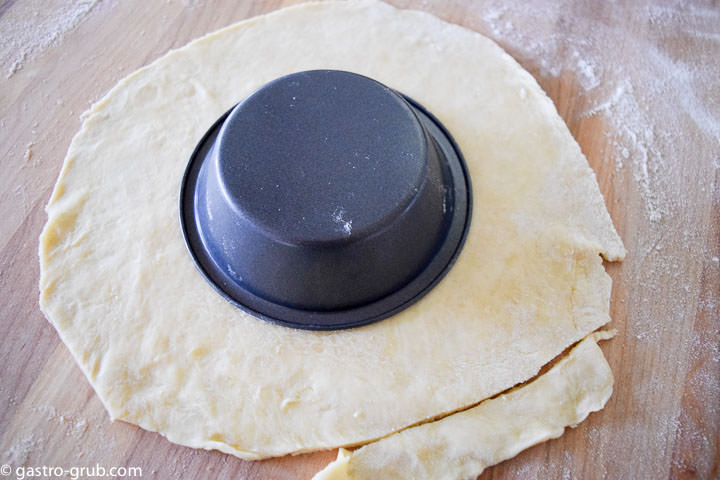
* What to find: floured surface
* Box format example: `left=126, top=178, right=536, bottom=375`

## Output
left=0, top=0, right=101, bottom=78
left=315, top=332, right=614, bottom=480
left=6, top=0, right=717, bottom=478
left=38, top=0, right=623, bottom=459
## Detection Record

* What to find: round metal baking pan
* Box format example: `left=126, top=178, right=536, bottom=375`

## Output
left=179, top=70, right=471, bottom=330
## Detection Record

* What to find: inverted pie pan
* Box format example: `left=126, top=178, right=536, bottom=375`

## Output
left=179, top=70, right=472, bottom=330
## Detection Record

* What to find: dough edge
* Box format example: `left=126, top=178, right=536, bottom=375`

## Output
left=313, top=331, right=615, bottom=480
left=38, top=0, right=626, bottom=461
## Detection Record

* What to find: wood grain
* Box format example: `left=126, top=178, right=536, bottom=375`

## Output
left=1, top=1, right=718, bottom=479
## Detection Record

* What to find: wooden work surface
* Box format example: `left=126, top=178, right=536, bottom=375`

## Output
left=1, top=1, right=718, bottom=478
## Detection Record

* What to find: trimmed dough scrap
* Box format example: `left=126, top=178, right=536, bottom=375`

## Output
left=313, top=332, right=615, bottom=480
left=39, top=0, right=625, bottom=460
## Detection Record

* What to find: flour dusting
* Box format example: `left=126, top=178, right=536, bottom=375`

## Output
left=1, top=0, right=101, bottom=78
left=2, top=434, right=46, bottom=467
left=332, top=207, right=353, bottom=236
left=479, top=2, right=720, bottom=225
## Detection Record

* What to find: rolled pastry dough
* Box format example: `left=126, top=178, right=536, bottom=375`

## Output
left=39, top=0, right=625, bottom=459
left=313, top=332, right=614, bottom=480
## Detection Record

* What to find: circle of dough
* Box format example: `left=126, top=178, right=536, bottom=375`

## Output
left=39, top=0, right=625, bottom=459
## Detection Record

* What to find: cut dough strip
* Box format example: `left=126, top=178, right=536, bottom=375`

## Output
left=314, top=331, right=614, bottom=480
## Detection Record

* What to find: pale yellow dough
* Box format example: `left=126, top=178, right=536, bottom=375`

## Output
left=313, top=332, right=614, bottom=480
left=39, top=0, right=625, bottom=460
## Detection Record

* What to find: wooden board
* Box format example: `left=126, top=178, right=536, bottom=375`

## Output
left=1, top=1, right=718, bottom=478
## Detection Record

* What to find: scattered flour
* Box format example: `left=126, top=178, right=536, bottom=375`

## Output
left=2, top=434, right=46, bottom=466
left=479, top=2, right=720, bottom=225
left=332, top=207, right=353, bottom=236
left=37, top=405, right=90, bottom=439
left=1, top=0, right=101, bottom=78
left=1, top=405, right=91, bottom=467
